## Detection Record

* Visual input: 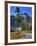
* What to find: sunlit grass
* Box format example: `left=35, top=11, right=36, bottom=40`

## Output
left=21, top=30, right=32, bottom=34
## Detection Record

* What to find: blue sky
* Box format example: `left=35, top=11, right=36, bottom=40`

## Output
left=10, top=6, right=32, bottom=17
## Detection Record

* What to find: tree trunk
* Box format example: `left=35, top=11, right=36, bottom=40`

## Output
left=26, top=21, right=27, bottom=31
left=17, top=23, right=18, bottom=32
left=17, top=26, right=18, bottom=32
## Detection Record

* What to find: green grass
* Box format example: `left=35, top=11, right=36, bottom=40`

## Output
left=21, top=30, right=32, bottom=34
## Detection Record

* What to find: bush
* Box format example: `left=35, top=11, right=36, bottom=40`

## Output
left=22, top=25, right=26, bottom=30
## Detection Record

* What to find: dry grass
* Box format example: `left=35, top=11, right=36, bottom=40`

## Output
left=10, top=32, right=23, bottom=39
left=10, top=31, right=32, bottom=39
